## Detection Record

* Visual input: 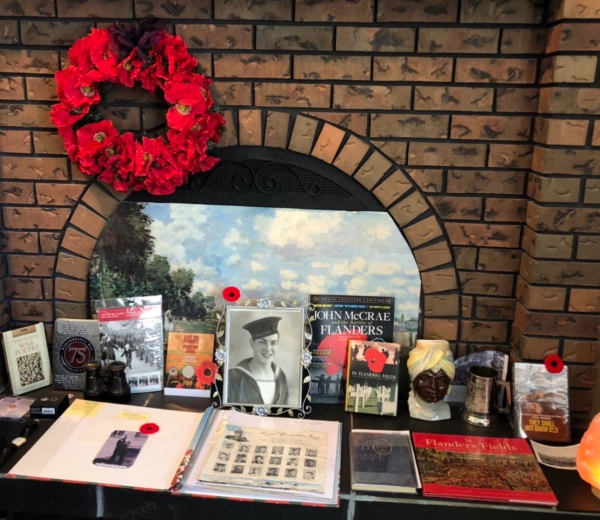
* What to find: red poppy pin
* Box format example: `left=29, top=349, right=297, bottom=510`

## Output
left=196, top=360, right=217, bottom=387
left=544, top=354, right=564, bottom=374
left=223, top=286, right=241, bottom=302
left=140, top=423, right=159, bottom=434
left=364, top=347, right=387, bottom=373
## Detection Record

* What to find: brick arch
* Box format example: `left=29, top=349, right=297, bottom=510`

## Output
left=55, top=109, right=462, bottom=346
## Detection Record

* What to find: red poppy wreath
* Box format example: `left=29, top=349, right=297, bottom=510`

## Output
left=51, top=18, right=225, bottom=195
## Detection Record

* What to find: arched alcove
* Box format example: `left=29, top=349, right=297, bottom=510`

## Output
left=55, top=110, right=462, bottom=349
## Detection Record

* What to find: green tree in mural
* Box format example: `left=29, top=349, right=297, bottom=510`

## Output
left=90, top=203, right=217, bottom=332
left=170, top=267, right=195, bottom=319
left=90, top=202, right=156, bottom=302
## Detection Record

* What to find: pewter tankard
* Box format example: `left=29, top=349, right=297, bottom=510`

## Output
left=459, top=366, right=510, bottom=427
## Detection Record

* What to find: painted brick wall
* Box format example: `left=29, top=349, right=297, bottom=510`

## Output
left=0, top=0, right=598, bottom=422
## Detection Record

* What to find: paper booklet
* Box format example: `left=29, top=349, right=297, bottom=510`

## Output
left=175, top=408, right=343, bottom=506
left=8, top=400, right=202, bottom=491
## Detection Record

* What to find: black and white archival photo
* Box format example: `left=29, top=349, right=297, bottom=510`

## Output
left=92, top=430, right=149, bottom=469
left=99, top=319, right=163, bottom=392
left=224, top=307, right=304, bottom=409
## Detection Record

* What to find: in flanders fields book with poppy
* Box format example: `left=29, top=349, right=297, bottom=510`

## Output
left=345, top=340, right=401, bottom=416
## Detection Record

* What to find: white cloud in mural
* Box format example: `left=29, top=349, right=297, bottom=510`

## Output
left=192, top=279, right=220, bottom=297
left=253, top=209, right=342, bottom=249
left=311, top=261, right=330, bottom=268
left=250, top=261, right=267, bottom=272
left=243, top=279, right=264, bottom=291
left=331, top=258, right=366, bottom=277
left=252, top=253, right=265, bottom=259
left=186, top=259, right=218, bottom=279
left=226, top=254, right=240, bottom=266
left=223, top=228, right=249, bottom=249
left=298, top=274, right=329, bottom=295
left=404, top=268, right=419, bottom=276
left=345, top=275, right=367, bottom=293
left=150, top=206, right=210, bottom=264
left=391, top=278, right=406, bottom=286
left=408, top=287, right=421, bottom=297
left=281, top=269, right=298, bottom=280
left=369, top=224, right=394, bottom=240
left=367, top=262, right=400, bottom=276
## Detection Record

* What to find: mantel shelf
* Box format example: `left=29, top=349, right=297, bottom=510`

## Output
left=1, top=389, right=598, bottom=520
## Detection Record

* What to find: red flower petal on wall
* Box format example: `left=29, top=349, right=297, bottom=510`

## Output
left=196, top=361, right=217, bottom=387
left=139, top=423, right=159, bottom=434
left=544, top=355, right=564, bottom=374
left=223, top=287, right=241, bottom=302
left=364, top=347, right=387, bottom=374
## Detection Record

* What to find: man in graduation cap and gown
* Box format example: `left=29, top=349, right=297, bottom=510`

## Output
left=227, top=316, right=289, bottom=405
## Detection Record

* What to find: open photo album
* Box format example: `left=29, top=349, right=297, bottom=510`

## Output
left=7, top=401, right=342, bottom=507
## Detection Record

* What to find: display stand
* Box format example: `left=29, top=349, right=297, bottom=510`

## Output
left=1, top=390, right=599, bottom=520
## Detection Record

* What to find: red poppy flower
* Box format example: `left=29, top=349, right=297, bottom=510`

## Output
left=364, top=347, right=387, bottom=374
left=156, top=35, right=197, bottom=78
left=163, top=80, right=207, bottom=108
left=138, top=52, right=165, bottom=93
left=196, top=361, right=217, bottom=387
left=115, top=49, right=143, bottom=88
left=139, top=423, right=159, bottom=434
left=545, top=355, right=564, bottom=374
left=89, top=30, right=119, bottom=81
left=56, top=66, right=100, bottom=108
left=316, top=333, right=368, bottom=376
left=77, top=121, right=119, bottom=174
left=50, top=102, right=89, bottom=128
left=223, top=287, right=241, bottom=302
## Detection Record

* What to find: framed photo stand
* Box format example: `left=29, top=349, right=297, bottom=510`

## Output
left=212, top=298, right=313, bottom=417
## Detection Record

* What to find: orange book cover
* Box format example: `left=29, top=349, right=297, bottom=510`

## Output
left=164, top=333, right=215, bottom=397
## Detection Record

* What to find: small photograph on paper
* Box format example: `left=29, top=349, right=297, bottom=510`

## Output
left=530, top=440, right=579, bottom=470
left=17, top=352, right=45, bottom=386
left=93, top=430, right=149, bottom=469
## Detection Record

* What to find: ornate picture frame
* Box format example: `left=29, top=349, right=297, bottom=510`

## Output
left=213, top=298, right=312, bottom=417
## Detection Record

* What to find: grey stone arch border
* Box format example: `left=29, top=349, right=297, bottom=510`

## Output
left=53, top=109, right=462, bottom=347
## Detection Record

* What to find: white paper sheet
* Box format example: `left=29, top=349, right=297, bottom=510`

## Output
left=8, top=399, right=202, bottom=490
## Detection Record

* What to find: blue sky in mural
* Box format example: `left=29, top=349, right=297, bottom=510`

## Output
left=143, top=204, right=421, bottom=319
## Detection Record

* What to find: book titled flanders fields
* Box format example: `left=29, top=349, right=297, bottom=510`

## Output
left=350, top=430, right=420, bottom=494
left=309, top=295, right=395, bottom=403
left=345, top=340, right=401, bottom=416
left=2, top=323, right=51, bottom=395
left=412, top=433, right=558, bottom=506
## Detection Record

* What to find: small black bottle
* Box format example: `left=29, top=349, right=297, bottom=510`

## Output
left=106, top=361, right=131, bottom=404
left=83, top=361, right=106, bottom=401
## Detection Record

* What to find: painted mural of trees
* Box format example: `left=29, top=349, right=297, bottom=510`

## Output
left=90, top=202, right=215, bottom=322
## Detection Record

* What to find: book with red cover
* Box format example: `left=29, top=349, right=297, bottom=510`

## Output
left=412, top=433, right=558, bottom=506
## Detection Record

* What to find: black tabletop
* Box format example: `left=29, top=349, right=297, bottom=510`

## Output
left=1, top=389, right=599, bottom=520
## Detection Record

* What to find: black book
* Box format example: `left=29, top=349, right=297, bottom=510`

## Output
left=350, top=430, right=420, bottom=494
left=309, top=295, right=395, bottom=403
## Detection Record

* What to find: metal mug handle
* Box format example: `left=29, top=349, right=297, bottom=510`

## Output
left=495, top=380, right=511, bottom=415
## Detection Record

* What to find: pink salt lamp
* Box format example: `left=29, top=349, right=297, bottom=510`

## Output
left=577, top=413, right=600, bottom=498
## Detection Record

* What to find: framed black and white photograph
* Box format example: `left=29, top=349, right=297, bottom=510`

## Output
left=223, top=306, right=305, bottom=410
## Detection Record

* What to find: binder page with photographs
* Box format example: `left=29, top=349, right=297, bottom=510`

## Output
left=180, top=409, right=341, bottom=505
